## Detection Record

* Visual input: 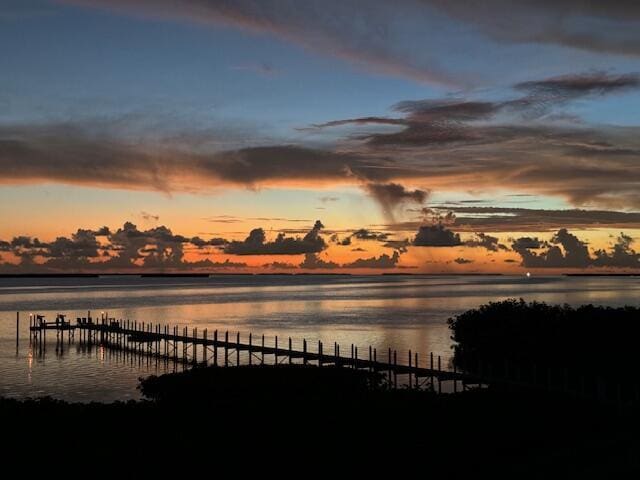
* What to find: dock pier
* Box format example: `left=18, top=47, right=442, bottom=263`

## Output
left=26, top=312, right=480, bottom=392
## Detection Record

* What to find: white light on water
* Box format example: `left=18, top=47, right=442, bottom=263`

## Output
left=526, top=272, right=531, bottom=278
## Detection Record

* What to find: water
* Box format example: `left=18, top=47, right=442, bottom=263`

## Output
left=1, top=274, right=639, bottom=402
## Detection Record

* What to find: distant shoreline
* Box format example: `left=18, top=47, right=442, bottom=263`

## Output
left=0, top=272, right=509, bottom=278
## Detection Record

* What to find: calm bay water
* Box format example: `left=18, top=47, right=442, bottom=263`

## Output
left=1, top=274, right=639, bottom=402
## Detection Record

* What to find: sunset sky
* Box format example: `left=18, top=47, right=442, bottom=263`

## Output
left=2, top=0, right=640, bottom=273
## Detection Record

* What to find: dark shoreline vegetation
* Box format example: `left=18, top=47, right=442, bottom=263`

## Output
left=2, top=300, right=640, bottom=475
left=449, top=299, right=640, bottom=405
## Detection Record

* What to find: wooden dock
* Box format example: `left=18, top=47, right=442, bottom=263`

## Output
left=26, top=312, right=479, bottom=392
left=18, top=311, right=640, bottom=407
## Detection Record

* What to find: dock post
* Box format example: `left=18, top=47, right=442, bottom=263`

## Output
left=203, top=329, right=208, bottom=364
left=437, top=355, right=442, bottom=394
left=369, top=346, right=372, bottom=372
left=193, top=328, right=197, bottom=364
left=374, top=348, right=377, bottom=368
left=393, top=350, right=397, bottom=389
left=354, top=346, right=358, bottom=369
left=236, top=332, right=240, bottom=366
left=248, top=333, right=252, bottom=366
left=430, top=353, right=434, bottom=391
left=214, top=330, right=218, bottom=366
left=388, top=348, right=392, bottom=389
left=318, top=341, right=323, bottom=367
left=261, top=334, right=264, bottom=365
left=224, top=331, right=229, bottom=367
left=334, top=342, right=338, bottom=363
left=174, top=326, right=178, bottom=361
left=183, top=327, right=188, bottom=363
left=288, top=337, right=292, bottom=364
left=408, top=350, right=412, bottom=388
left=453, top=360, right=457, bottom=393
left=164, top=325, right=168, bottom=358
left=415, top=352, right=419, bottom=389
left=274, top=336, right=278, bottom=365
left=351, top=344, right=354, bottom=369
left=15, top=311, right=19, bottom=352
left=303, top=339, right=308, bottom=365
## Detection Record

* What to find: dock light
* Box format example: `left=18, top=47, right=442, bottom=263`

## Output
left=526, top=272, right=531, bottom=278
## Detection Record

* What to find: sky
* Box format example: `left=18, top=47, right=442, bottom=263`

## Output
left=1, top=0, right=640, bottom=273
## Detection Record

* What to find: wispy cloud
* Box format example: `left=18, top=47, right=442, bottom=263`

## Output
left=3, top=72, right=640, bottom=209
left=65, top=0, right=462, bottom=86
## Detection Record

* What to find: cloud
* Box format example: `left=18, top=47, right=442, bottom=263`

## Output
left=106, top=222, right=190, bottom=268
left=382, top=239, right=411, bottom=252
left=315, top=72, right=640, bottom=145
left=464, top=232, right=508, bottom=251
left=262, top=261, right=298, bottom=270
left=511, top=229, right=640, bottom=269
left=512, top=237, right=546, bottom=250
left=0, top=222, right=245, bottom=272
left=2, top=229, right=102, bottom=269
left=364, top=182, right=429, bottom=220
left=65, top=0, right=461, bottom=86
left=224, top=220, right=326, bottom=255
left=386, top=206, right=640, bottom=234
left=299, top=73, right=640, bottom=209
left=453, top=257, right=473, bottom=264
left=300, top=250, right=402, bottom=269
left=189, top=236, right=228, bottom=248
left=65, top=0, right=640, bottom=91
left=343, top=251, right=400, bottom=269
left=427, top=1, right=640, bottom=56
left=0, top=123, right=421, bottom=202
left=438, top=207, right=640, bottom=232
left=511, top=229, right=589, bottom=268
left=299, top=253, right=340, bottom=270
left=351, top=229, right=389, bottom=241
left=516, top=72, right=640, bottom=97
left=414, top=224, right=462, bottom=247
left=140, top=211, right=160, bottom=221
left=4, top=71, right=640, bottom=211
left=593, top=233, right=640, bottom=268
left=45, top=230, right=101, bottom=259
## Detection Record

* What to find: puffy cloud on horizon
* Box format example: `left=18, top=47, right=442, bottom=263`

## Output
left=414, top=224, right=462, bottom=247
left=0, top=222, right=242, bottom=272
left=343, top=251, right=401, bottom=269
left=464, top=233, right=508, bottom=252
left=1, top=221, right=639, bottom=273
left=299, top=250, right=401, bottom=269
left=453, top=257, right=473, bottom=264
left=299, top=253, right=340, bottom=270
left=512, top=229, right=640, bottom=268
left=224, top=220, right=327, bottom=255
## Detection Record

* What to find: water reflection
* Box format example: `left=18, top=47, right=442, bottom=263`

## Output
left=0, top=275, right=638, bottom=401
